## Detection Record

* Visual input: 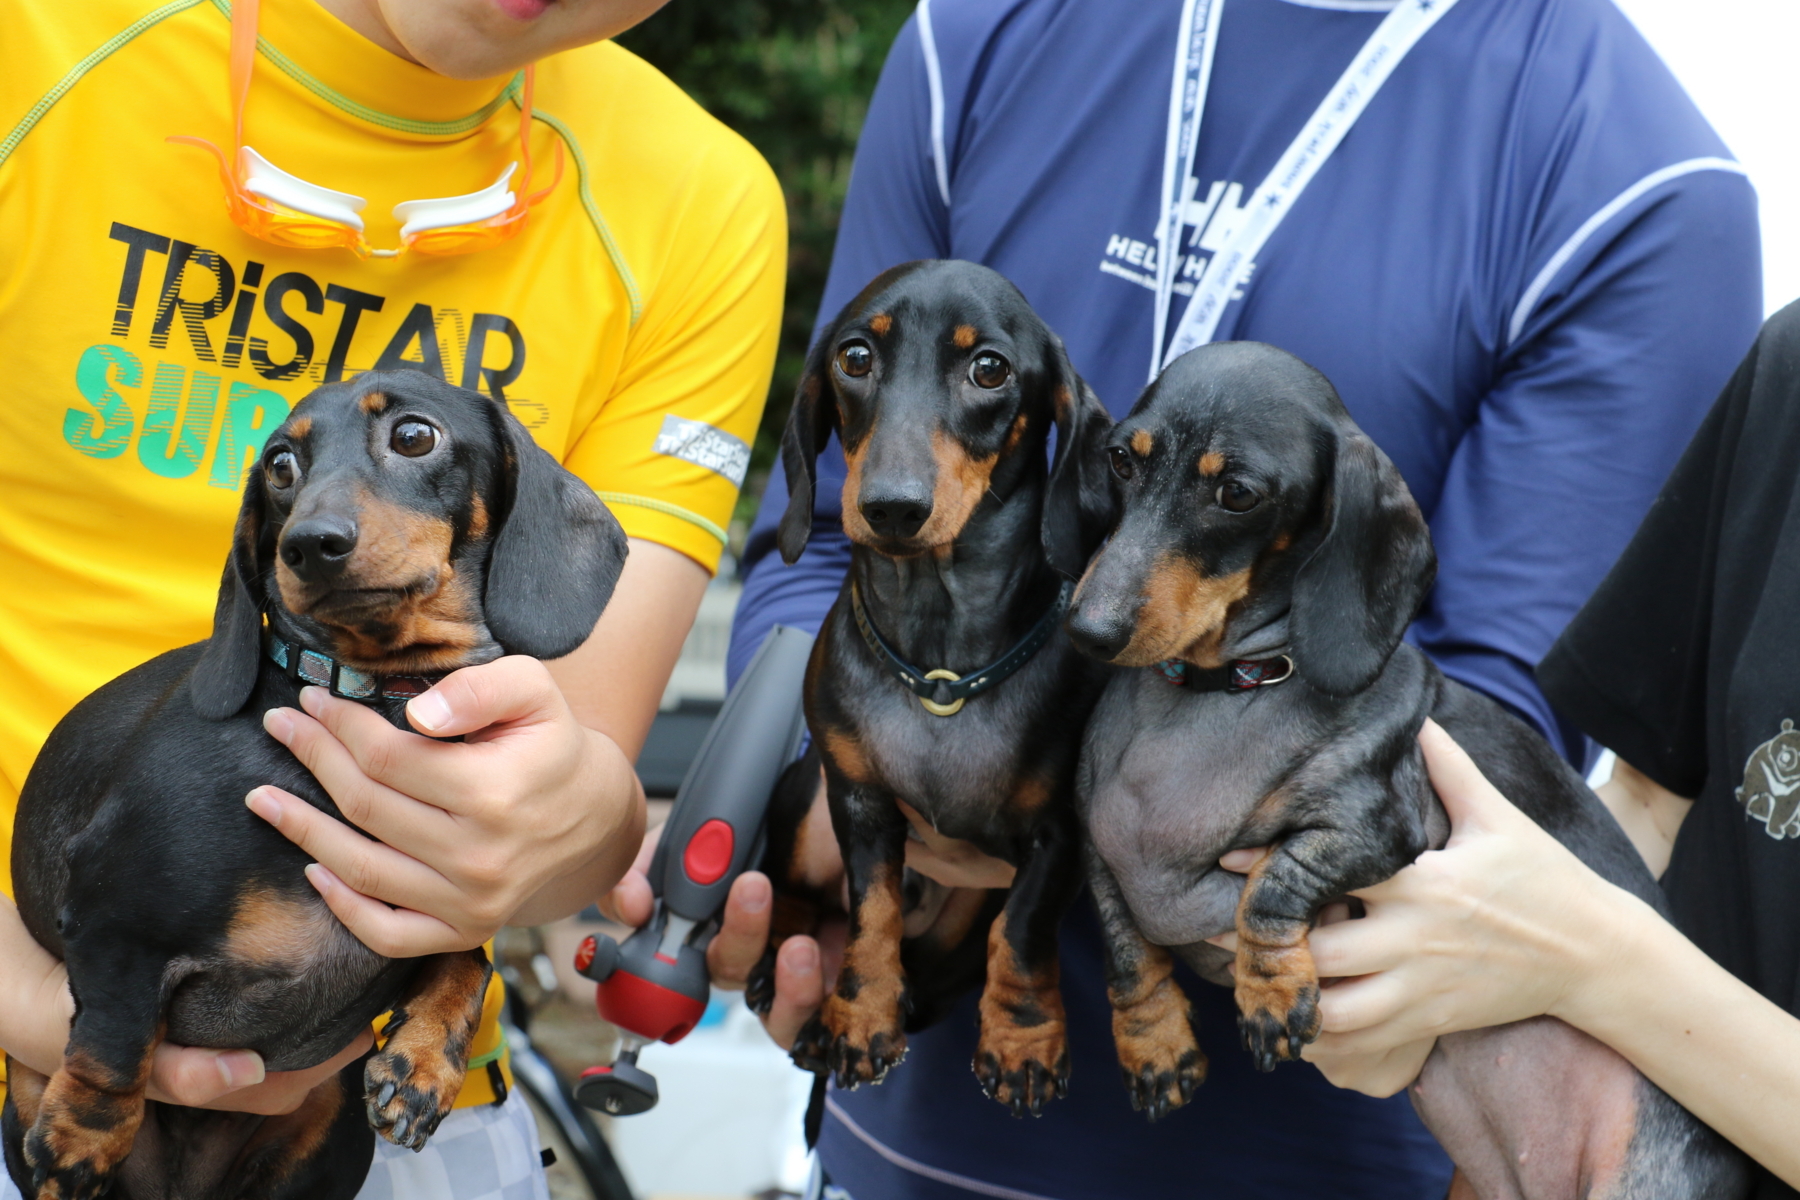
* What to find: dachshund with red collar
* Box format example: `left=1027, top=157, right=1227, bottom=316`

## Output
left=1066, top=341, right=1747, bottom=1194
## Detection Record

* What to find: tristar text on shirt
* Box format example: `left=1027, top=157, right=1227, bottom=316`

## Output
left=72, top=219, right=545, bottom=491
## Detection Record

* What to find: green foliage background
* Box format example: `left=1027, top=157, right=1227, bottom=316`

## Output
left=618, top=1, right=917, bottom=544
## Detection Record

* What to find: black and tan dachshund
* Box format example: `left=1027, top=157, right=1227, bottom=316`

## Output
left=4, top=370, right=626, bottom=1200
left=1067, top=341, right=1747, bottom=1195
left=759, top=260, right=1116, bottom=1115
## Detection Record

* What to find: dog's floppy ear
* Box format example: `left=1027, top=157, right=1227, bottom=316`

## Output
left=484, top=402, right=629, bottom=660
left=776, top=327, right=842, bottom=565
left=1289, top=426, right=1436, bottom=697
left=1040, top=341, right=1116, bottom=579
left=191, top=470, right=269, bottom=720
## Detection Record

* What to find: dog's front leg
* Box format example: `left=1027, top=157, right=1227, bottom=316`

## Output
left=790, top=779, right=910, bottom=1089
left=972, top=809, right=1080, bottom=1117
left=21, top=944, right=167, bottom=1200
left=1233, top=791, right=1420, bottom=1072
left=1085, top=841, right=1205, bottom=1119
left=363, top=947, right=492, bottom=1151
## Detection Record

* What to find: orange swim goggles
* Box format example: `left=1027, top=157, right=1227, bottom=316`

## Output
left=170, top=0, right=562, bottom=259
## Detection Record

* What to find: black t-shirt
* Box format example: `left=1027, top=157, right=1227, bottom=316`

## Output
left=1538, top=301, right=1800, bottom=1200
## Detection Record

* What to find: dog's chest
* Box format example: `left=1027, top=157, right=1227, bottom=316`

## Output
left=1080, top=672, right=1317, bottom=945
left=824, top=635, right=1079, bottom=845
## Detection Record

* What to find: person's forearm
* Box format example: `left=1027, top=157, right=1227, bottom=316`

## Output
left=1555, top=886, right=1800, bottom=1185
left=0, top=895, right=73, bottom=1077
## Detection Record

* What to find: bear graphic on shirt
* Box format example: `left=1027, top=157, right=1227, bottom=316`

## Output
left=1736, top=718, right=1800, bottom=840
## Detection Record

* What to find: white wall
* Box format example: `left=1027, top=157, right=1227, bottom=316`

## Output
left=1611, top=0, right=1800, bottom=315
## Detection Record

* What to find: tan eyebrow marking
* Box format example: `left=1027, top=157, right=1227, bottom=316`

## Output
left=953, top=324, right=978, bottom=349
left=1198, top=451, right=1225, bottom=476
left=870, top=313, right=893, bottom=336
left=1130, top=429, right=1154, bottom=456
left=359, top=391, right=389, bottom=415
left=287, top=416, right=312, bottom=439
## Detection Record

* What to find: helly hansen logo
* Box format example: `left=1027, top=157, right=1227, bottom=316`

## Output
left=1098, top=179, right=1256, bottom=295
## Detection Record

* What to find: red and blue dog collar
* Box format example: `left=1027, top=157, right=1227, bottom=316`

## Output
left=266, top=634, right=442, bottom=703
left=1154, top=654, right=1294, bottom=691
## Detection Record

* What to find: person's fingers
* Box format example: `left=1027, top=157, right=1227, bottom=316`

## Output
left=1419, top=719, right=1513, bottom=836
left=401, top=655, right=565, bottom=742
left=146, top=1028, right=375, bottom=1114
left=763, top=935, right=826, bottom=1050
left=261, top=703, right=461, bottom=850
left=1313, top=969, right=1413, bottom=1035
left=706, top=872, right=774, bottom=989
left=596, top=824, right=663, bottom=925
left=147, top=1044, right=267, bottom=1108
left=1218, top=847, right=1267, bottom=874
left=289, top=690, right=477, bottom=817
left=897, top=799, right=1017, bottom=890
left=602, top=868, right=654, bottom=928
left=305, top=863, right=476, bottom=957
left=1306, top=909, right=1412, bottom=980
left=1303, top=1034, right=1435, bottom=1098
left=245, top=784, right=463, bottom=919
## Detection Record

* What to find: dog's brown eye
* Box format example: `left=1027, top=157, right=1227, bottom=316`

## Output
left=391, top=421, right=438, bottom=457
left=265, top=451, right=298, bottom=490
left=837, top=342, right=873, bottom=378
left=1217, top=480, right=1260, bottom=513
left=970, top=353, right=1010, bottom=389
left=1107, top=446, right=1135, bottom=481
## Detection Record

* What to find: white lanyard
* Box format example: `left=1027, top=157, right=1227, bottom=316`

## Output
left=1151, top=0, right=1461, bottom=379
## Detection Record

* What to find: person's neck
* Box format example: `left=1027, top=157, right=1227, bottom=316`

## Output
left=849, top=476, right=1063, bottom=676
left=310, top=0, right=422, bottom=64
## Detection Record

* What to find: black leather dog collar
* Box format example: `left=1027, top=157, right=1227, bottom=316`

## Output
left=850, top=579, right=1074, bottom=717
left=1154, top=655, right=1294, bottom=691
left=266, top=634, right=443, bottom=703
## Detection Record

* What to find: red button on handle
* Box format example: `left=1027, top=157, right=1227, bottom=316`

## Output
left=682, top=819, right=735, bottom=885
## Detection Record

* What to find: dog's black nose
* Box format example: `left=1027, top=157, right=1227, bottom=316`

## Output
left=860, top=491, right=933, bottom=540
left=1065, top=608, right=1131, bottom=662
left=280, top=517, right=358, bottom=580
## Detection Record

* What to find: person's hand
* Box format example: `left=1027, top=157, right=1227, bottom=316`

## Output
left=599, top=772, right=1008, bottom=1049
left=147, top=1028, right=375, bottom=1114
left=23, top=955, right=371, bottom=1116
left=1213, top=720, right=1625, bottom=1096
left=248, top=655, right=644, bottom=957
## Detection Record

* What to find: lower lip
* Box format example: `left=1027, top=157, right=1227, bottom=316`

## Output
left=492, top=0, right=552, bottom=19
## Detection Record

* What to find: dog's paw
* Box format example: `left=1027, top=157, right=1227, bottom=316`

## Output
left=24, top=1122, right=122, bottom=1200
left=972, top=1039, right=1069, bottom=1118
left=1234, top=941, right=1321, bottom=1072
left=1112, top=993, right=1207, bottom=1120
left=974, top=995, right=1070, bottom=1117
left=363, top=1048, right=459, bottom=1153
left=788, top=998, right=907, bottom=1090
left=744, top=948, right=778, bottom=1017
left=22, top=1072, right=143, bottom=1200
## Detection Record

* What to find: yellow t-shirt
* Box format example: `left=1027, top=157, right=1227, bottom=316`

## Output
left=0, top=0, right=784, bottom=1107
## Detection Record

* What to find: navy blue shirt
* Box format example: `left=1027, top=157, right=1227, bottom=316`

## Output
left=729, top=0, right=1762, bottom=1195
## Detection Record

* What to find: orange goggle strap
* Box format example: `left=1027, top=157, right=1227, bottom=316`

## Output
left=169, top=0, right=562, bottom=257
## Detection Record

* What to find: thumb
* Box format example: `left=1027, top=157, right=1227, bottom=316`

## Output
left=149, top=1044, right=266, bottom=1107
left=404, top=655, right=562, bottom=738
left=1419, top=718, right=1513, bottom=840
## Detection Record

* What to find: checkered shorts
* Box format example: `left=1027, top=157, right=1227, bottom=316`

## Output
left=1, top=1090, right=548, bottom=1200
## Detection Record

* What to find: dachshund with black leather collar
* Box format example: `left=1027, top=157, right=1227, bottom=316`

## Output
left=4, top=370, right=626, bottom=1200
left=1066, top=341, right=1747, bottom=1195
left=762, top=260, right=1116, bottom=1115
